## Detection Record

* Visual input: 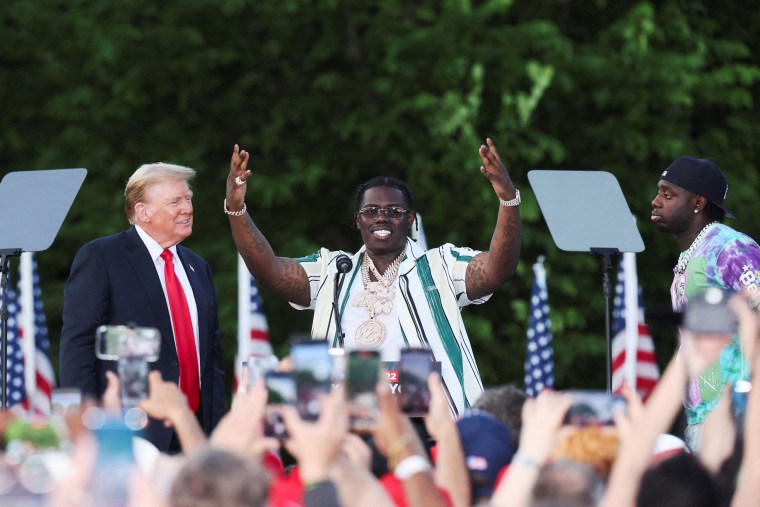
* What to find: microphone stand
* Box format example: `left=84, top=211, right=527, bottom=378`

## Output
left=334, top=273, right=347, bottom=348
left=333, top=255, right=352, bottom=348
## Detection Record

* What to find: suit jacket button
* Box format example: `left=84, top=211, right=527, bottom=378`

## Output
left=170, top=361, right=179, bottom=367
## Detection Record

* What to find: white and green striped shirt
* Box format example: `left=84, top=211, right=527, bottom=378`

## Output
left=290, top=238, right=489, bottom=416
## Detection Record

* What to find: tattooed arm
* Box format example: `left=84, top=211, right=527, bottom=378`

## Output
left=225, top=144, right=311, bottom=307
left=465, top=138, right=522, bottom=301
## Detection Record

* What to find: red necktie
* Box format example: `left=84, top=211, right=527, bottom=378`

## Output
left=161, top=249, right=200, bottom=412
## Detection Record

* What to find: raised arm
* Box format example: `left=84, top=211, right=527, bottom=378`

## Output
left=600, top=354, right=688, bottom=507
left=466, top=138, right=522, bottom=301
left=730, top=295, right=760, bottom=507
left=490, top=390, right=572, bottom=507
left=373, top=382, right=449, bottom=507
left=226, top=144, right=311, bottom=307
left=424, top=373, right=470, bottom=507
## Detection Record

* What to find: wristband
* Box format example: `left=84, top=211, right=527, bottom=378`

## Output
left=304, top=480, right=331, bottom=492
left=303, top=480, right=340, bottom=504
left=512, top=452, right=540, bottom=468
left=224, top=199, right=247, bottom=216
left=393, top=455, right=431, bottom=480
left=499, top=189, right=521, bottom=206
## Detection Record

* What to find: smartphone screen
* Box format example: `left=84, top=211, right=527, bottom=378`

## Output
left=399, top=348, right=434, bottom=416
left=245, top=354, right=280, bottom=388
left=346, top=349, right=381, bottom=431
left=117, top=355, right=151, bottom=409
left=95, top=325, right=160, bottom=361
left=562, top=390, right=628, bottom=426
left=290, top=341, right=333, bottom=421
left=264, top=371, right=297, bottom=439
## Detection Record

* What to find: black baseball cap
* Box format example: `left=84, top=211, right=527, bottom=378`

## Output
left=660, top=156, right=737, bottom=219
left=683, top=287, right=738, bottom=335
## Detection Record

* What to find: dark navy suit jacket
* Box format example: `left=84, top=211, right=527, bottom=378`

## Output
left=59, top=226, right=225, bottom=451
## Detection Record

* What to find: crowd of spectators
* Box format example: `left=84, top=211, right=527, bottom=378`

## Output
left=1, top=291, right=759, bottom=507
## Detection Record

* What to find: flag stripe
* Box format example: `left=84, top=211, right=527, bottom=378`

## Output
left=636, top=378, right=658, bottom=390
left=35, top=372, right=52, bottom=398
left=611, top=353, right=626, bottom=371
left=250, top=330, right=269, bottom=341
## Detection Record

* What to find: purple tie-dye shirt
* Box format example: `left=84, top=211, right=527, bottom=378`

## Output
left=671, top=223, right=760, bottom=425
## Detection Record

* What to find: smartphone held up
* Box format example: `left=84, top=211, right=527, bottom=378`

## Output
left=398, top=348, right=435, bottom=417
left=244, top=353, right=280, bottom=387
left=95, top=325, right=161, bottom=408
left=345, top=349, right=382, bottom=431
left=290, top=340, right=333, bottom=421
left=264, top=371, right=297, bottom=439
left=562, top=390, right=628, bottom=426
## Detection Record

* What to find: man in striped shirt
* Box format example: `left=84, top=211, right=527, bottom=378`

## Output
left=224, top=139, right=521, bottom=416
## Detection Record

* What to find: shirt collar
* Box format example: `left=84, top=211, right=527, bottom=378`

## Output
left=135, top=225, right=178, bottom=262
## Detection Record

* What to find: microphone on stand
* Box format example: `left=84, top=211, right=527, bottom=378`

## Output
left=336, top=255, right=353, bottom=275
left=333, top=254, right=353, bottom=348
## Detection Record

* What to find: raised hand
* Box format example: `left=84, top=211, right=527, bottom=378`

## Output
left=478, top=138, right=517, bottom=201
left=226, top=144, right=252, bottom=211
left=139, top=371, right=207, bottom=452
left=423, top=372, right=455, bottom=441
left=465, top=137, right=522, bottom=301
left=516, top=390, right=573, bottom=465
left=139, top=371, right=190, bottom=425
left=210, top=377, right=279, bottom=460
left=373, top=382, right=425, bottom=464
left=281, top=387, right=349, bottom=484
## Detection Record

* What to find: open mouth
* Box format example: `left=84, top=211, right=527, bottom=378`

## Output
left=372, top=229, right=391, bottom=238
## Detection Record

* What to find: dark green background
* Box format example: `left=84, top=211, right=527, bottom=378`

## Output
left=3, top=0, right=759, bottom=400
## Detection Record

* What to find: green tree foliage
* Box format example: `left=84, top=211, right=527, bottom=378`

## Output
left=1, top=0, right=758, bottom=398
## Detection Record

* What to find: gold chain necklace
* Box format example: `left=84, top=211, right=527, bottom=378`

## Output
left=351, top=251, right=404, bottom=347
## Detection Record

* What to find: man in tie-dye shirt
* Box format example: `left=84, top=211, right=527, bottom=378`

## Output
left=651, top=155, right=760, bottom=450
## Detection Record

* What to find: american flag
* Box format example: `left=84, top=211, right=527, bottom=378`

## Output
left=524, top=256, right=554, bottom=397
left=1, top=253, right=55, bottom=415
left=18, top=253, right=55, bottom=416
left=611, top=252, right=659, bottom=400
left=235, top=255, right=273, bottom=390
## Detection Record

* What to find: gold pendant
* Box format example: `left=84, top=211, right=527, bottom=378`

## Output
left=355, top=318, right=386, bottom=347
